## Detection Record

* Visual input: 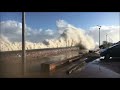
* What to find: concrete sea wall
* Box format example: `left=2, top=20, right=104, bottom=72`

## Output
left=0, top=47, right=79, bottom=60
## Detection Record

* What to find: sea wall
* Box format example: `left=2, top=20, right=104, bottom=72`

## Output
left=0, top=47, right=79, bottom=60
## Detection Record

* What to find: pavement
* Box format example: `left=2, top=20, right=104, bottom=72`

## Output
left=48, top=58, right=120, bottom=78
left=0, top=52, right=120, bottom=78
left=68, top=59, right=120, bottom=78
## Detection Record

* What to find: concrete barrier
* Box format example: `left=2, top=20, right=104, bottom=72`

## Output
left=41, top=55, right=81, bottom=72
left=0, top=47, right=79, bottom=60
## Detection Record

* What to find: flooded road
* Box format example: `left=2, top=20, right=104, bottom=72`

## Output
left=43, top=58, right=120, bottom=78
left=66, top=59, right=120, bottom=78
left=0, top=50, right=79, bottom=77
left=0, top=50, right=120, bottom=78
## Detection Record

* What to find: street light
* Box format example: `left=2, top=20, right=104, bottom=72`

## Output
left=106, top=33, right=108, bottom=43
left=107, top=34, right=113, bottom=43
left=97, top=25, right=101, bottom=48
left=119, top=12, right=120, bottom=41
left=22, top=12, right=26, bottom=75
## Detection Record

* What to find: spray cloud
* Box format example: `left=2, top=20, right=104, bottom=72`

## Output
left=0, top=20, right=95, bottom=51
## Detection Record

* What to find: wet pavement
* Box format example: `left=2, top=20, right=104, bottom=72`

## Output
left=0, top=51, right=120, bottom=78
left=43, top=58, right=120, bottom=78
left=0, top=51, right=79, bottom=77
left=21, top=58, right=120, bottom=78
left=66, top=59, right=120, bottom=78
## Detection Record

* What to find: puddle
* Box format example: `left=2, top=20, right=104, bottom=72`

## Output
left=0, top=50, right=79, bottom=77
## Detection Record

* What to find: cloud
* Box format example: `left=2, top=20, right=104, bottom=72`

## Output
left=0, top=20, right=58, bottom=43
left=56, top=19, right=69, bottom=34
left=88, top=25, right=120, bottom=45
left=0, top=20, right=22, bottom=42
left=0, top=20, right=96, bottom=51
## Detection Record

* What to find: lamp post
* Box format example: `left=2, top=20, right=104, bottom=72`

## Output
left=119, top=12, right=120, bottom=41
left=97, top=25, right=101, bottom=48
left=106, top=33, right=107, bottom=43
left=22, top=12, right=26, bottom=75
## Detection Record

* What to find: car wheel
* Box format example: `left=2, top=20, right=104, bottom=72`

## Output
left=104, top=54, right=110, bottom=60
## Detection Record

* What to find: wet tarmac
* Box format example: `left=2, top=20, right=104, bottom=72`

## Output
left=43, top=58, right=120, bottom=78
left=66, top=59, right=120, bottom=78
left=0, top=51, right=120, bottom=78
left=0, top=51, right=79, bottom=77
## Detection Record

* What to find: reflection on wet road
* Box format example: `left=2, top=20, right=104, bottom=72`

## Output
left=0, top=51, right=80, bottom=77
left=0, top=50, right=120, bottom=78
left=93, top=58, right=120, bottom=74
left=47, top=58, right=120, bottom=78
